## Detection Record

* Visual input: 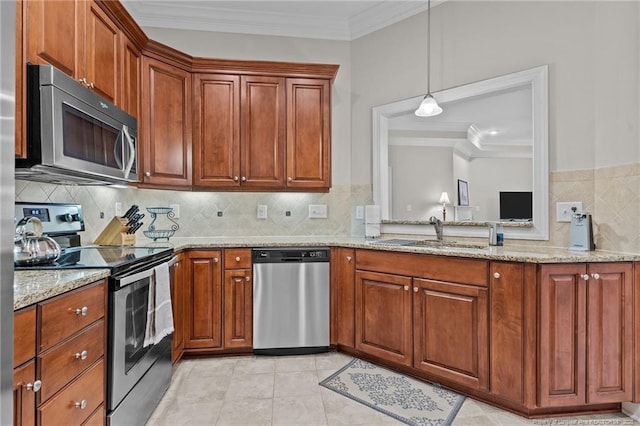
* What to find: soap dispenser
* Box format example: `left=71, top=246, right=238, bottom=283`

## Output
left=489, top=223, right=498, bottom=246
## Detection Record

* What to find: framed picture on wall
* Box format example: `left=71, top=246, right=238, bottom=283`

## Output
left=458, top=180, right=469, bottom=206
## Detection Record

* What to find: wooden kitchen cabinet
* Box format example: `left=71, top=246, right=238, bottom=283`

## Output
left=538, top=263, right=633, bottom=407
left=355, top=270, right=413, bottom=367
left=170, top=253, right=185, bottom=363
left=184, top=250, right=223, bottom=350
left=25, top=0, right=121, bottom=104
left=412, top=278, right=488, bottom=390
left=331, top=247, right=355, bottom=348
left=140, top=56, right=192, bottom=187
left=223, top=269, right=253, bottom=349
left=286, top=78, right=331, bottom=189
left=121, top=36, right=141, bottom=119
left=13, top=361, right=36, bottom=426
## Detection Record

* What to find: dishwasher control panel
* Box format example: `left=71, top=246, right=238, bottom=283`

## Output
left=252, top=247, right=330, bottom=263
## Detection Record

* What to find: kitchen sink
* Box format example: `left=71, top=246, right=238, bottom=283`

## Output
left=367, top=238, right=487, bottom=249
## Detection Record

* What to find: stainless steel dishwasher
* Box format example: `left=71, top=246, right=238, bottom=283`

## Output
left=252, top=247, right=330, bottom=355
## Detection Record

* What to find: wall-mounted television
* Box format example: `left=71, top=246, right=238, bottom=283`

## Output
left=499, top=191, right=532, bottom=221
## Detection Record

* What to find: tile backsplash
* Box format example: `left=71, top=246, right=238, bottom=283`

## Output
left=15, top=161, right=640, bottom=253
left=15, top=181, right=373, bottom=243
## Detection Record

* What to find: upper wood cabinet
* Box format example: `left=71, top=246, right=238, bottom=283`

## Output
left=538, top=263, right=633, bottom=407
left=140, top=57, right=192, bottom=187
left=121, top=37, right=141, bottom=119
left=25, top=0, right=120, bottom=104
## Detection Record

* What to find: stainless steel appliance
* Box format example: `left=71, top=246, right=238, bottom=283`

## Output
left=16, top=64, right=138, bottom=185
left=569, top=210, right=595, bottom=251
left=14, top=203, right=174, bottom=425
left=252, top=247, right=330, bottom=355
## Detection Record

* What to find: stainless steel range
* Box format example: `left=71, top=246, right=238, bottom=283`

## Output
left=15, top=202, right=175, bottom=426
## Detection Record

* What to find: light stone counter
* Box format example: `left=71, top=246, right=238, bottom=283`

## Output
left=167, top=236, right=640, bottom=263
left=14, top=269, right=110, bottom=310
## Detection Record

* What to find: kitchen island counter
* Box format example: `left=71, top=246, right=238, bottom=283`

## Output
left=14, top=269, right=110, bottom=310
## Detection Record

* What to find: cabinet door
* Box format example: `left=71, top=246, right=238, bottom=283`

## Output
left=193, top=74, right=241, bottom=188
left=538, top=264, right=587, bottom=407
left=141, top=57, right=192, bottom=187
left=14, top=307, right=36, bottom=368
left=25, top=0, right=84, bottom=78
left=332, top=248, right=355, bottom=348
left=223, top=269, right=253, bottom=348
left=413, top=278, right=488, bottom=389
left=121, top=36, right=141, bottom=119
left=13, top=361, right=36, bottom=426
left=586, top=263, right=633, bottom=403
left=286, top=78, right=331, bottom=189
left=355, top=271, right=412, bottom=366
left=85, top=1, right=120, bottom=104
left=240, top=76, right=285, bottom=188
left=184, top=251, right=222, bottom=349
left=170, top=254, right=185, bottom=363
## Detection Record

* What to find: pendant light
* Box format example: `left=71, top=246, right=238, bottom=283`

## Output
left=415, top=0, right=443, bottom=117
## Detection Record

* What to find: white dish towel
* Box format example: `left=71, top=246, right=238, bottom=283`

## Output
left=144, top=261, right=174, bottom=347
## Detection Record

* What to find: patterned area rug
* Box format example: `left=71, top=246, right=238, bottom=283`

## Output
left=319, top=358, right=465, bottom=426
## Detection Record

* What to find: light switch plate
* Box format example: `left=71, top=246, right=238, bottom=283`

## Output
left=309, top=204, right=328, bottom=219
left=257, top=204, right=268, bottom=220
left=355, top=206, right=364, bottom=220
left=115, top=202, right=122, bottom=217
left=556, top=201, right=582, bottom=222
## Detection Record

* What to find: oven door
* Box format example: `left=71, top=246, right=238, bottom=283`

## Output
left=107, top=263, right=172, bottom=411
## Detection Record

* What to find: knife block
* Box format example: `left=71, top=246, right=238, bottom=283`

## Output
left=94, top=217, right=136, bottom=246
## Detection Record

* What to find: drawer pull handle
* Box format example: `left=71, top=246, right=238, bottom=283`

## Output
left=75, top=400, right=88, bottom=410
left=493, top=272, right=501, bottom=279
left=413, top=287, right=418, bottom=292
left=75, top=307, right=88, bottom=316
left=346, top=256, right=352, bottom=262
left=591, top=273, right=600, bottom=280
left=26, top=380, right=41, bottom=392
left=581, top=274, right=590, bottom=281
left=75, top=350, right=88, bottom=360
left=235, top=256, right=241, bottom=262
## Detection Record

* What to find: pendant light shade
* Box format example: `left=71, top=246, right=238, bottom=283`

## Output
left=415, top=0, right=442, bottom=117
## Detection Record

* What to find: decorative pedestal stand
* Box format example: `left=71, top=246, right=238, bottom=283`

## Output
left=143, top=207, right=179, bottom=241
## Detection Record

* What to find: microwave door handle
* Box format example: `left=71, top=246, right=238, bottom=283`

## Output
left=114, top=130, right=124, bottom=170
left=122, top=125, right=135, bottom=179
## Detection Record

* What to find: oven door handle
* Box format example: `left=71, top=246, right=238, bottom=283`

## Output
left=115, top=256, right=177, bottom=288
left=168, top=255, right=178, bottom=267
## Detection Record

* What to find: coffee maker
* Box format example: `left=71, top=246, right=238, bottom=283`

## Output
left=569, top=208, right=595, bottom=251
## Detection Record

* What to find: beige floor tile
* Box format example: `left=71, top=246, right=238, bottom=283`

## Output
left=451, top=414, right=501, bottom=425
left=146, top=398, right=223, bottom=426
left=234, top=356, right=276, bottom=375
left=317, top=368, right=339, bottom=381
left=272, top=395, right=328, bottom=425
left=189, top=357, right=241, bottom=377
left=320, top=388, right=383, bottom=426
left=454, top=398, right=485, bottom=419
left=225, top=373, right=274, bottom=400
left=314, top=352, right=353, bottom=371
left=216, top=398, right=272, bottom=425
left=275, top=355, right=317, bottom=372
left=274, top=370, right=321, bottom=397
left=173, top=373, right=232, bottom=402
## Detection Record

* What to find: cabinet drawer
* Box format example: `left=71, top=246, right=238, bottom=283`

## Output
left=81, top=404, right=104, bottom=426
left=224, top=249, right=252, bottom=269
left=39, top=320, right=105, bottom=402
left=38, top=359, right=104, bottom=426
left=14, top=306, right=36, bottom=367
left=39, top=280, right=105, bottom=351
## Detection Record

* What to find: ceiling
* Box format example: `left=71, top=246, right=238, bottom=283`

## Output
left=121, top=0, right=438, bottom=41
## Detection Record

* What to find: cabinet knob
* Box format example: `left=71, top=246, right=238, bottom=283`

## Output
left=403, top=285, right=409, bottom=291
left=241, top=176, right=247, bottom=182
left=413, top=287, right=418, bottom=292
left=74, top=400, right=88, bottom=410
left=26, top=380, right=42, bottom=392
left=346, top=256, right=352, bottom=262
left=581, top=274, right=590, bottom=281
left=245, top=276, right=251, bottom=282
left=287, top=177, right=293, bottom=182
left=75, top=306, right=88, bottom=316
left=78, top=78, right=88, bottom=86
left=145, top=172, right=151, bottom=177
left=493, top=272, right=501, bottom=279
left=233, top=176, right=239, bottom=181
left=213, top=258, right=219, bottom=263
left=235, top=256, right=241, bottom=262
left=75, top=350, right=88, bottom=360
left=591, top=273, right=600, bottom=280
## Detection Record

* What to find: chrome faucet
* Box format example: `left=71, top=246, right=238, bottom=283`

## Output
left=429, top=216, right=443, bottom=241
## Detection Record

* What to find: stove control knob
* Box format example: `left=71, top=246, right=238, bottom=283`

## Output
left=59, top=213, right=81, bottom=223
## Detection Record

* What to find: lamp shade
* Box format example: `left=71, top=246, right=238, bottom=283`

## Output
left=439, top=191, right=450, bottom=204
left=415, top=94, right=443, bottom=117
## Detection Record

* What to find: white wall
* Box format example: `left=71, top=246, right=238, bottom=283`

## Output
left=351, top=1, right=640, bottom=186
left=144, top=27, right=353, bottom=186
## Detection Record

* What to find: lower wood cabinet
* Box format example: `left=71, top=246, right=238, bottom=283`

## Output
left=223, top=269, right=252, bottom=349
left=539, top=263, right=633, bottom=407
left=331, top=247, right=355, bottom=348
left=170, top=253, right=185, bottom=362
left=13, top=360, right=36, bottom=426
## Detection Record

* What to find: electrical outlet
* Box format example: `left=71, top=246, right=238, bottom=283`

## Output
left=355, top=206, right=364, bottom=220
left=309, top=204, right=328, bottom=219
left=556, top=201, right=583, bottom=222
left=169, top=204, right=180, bottom=219
left=257, top=204, right=268, bottom=220
left=115, top=202, right=122, bottom=216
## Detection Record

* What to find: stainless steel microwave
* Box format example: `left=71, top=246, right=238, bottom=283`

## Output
left=16, top=64, right=138, bottom=185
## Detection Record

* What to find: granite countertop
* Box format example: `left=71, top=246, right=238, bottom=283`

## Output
left=14, top=269, right=110, bottom=311
left=167, top=236, right=640, bottom=263
left=15, top=235, right=640, bottom=311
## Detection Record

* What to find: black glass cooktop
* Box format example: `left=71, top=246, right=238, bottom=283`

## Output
left=15, top=245, right=173, bottom=275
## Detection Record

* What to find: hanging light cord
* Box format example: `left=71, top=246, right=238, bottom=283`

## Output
left=426, top=0, right=432, bottom=96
